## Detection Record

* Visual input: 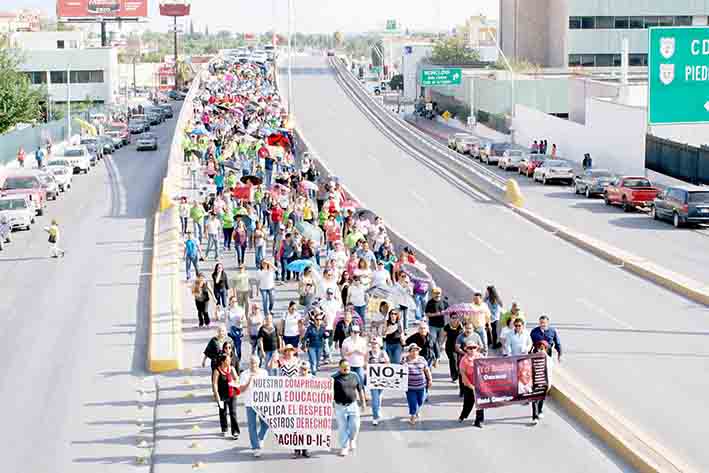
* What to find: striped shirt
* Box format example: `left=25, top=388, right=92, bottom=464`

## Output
left=404, top=355, right=428, bottom=390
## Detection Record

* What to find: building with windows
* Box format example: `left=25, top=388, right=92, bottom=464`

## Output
left=11, top=31, right=119, bottom=105
left=499, top=0, right=709, bottom=68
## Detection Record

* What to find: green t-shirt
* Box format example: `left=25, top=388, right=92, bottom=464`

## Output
left=226, top=175, right=238, bottom=189
left=222, top=212, right=234, bottom=229
left=190, top=205, right=204, bottom=221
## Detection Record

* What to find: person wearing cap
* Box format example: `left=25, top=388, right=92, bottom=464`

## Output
left=341, top=323, right=368, bottom=382
left=425, top=287, right=448, bottom=367
left=367, top=338, right=390, bottom=425
left=402, top=343, right=432, bottom=425
left=332, top=359, right=366, bottom=457
left=303, top=315, right=328, bottom=375
left=458, top=340, right=485, bottom=427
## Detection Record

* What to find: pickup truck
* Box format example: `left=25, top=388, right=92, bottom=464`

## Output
left=604, top=176, right=660, bottom=212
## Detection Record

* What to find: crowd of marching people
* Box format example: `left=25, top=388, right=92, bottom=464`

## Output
left=180, top=56, right=563, bottom=458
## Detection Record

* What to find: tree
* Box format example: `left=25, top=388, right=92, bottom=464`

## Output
left=429, top=37, right=480, bottom=65
left=0, top=50, right=45, bottom=133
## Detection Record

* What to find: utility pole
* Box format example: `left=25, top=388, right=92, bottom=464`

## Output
left=173, top=16, right=179, bottom=91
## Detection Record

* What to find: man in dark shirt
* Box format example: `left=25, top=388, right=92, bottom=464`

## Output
left=405, top=323, right=435, bottom=366
left=332, top=360, right=365, bottom=457
left=424, top=287, right=449, bottom=367
left=530, top=315, right=562, bottom=361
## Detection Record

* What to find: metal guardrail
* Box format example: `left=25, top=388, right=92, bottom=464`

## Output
left=330, top=58, right=507, bottom=193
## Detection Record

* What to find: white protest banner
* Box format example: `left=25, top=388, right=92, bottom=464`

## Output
left=251, top=376, right=333, bottom=450
left=367, top=364, right=408, bottom=391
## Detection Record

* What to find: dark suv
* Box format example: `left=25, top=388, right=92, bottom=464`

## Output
left=651, top=185, right=709, bottom=228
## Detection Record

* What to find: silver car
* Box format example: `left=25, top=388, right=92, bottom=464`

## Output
left=47, top=165, right=73, bottom=192
left=456, top=136, right=480, bottom=155
left=448, top=133, right=470, bottom=150
left=533, top=159, right=575, bottom=185
left=136, top=132, right=158, bottom=151
left=0, top=195, right=34, bottom=230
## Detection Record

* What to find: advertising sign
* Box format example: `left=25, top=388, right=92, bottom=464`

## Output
left=251, top=377, right=333, bottom=450
left=367, top=364, right=408, bottom=391
left=649, top=27, right=709, bottom=124
left=473, top=353, right=548, bottom=408
left=420, top=68, right=462, bottom=86
left=57, top=0, right=148, bottom=19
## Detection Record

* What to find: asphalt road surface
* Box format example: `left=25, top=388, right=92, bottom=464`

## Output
left=405, top=115, right=709, bottom=286
left=283, top=55, right=709, bottom=472
left=0, top=105, right=181, bottom=472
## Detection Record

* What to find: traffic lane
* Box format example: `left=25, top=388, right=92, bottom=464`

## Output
left=416, top=118, right=709, bottom=285
left=0, top=106, right=181, bottom=472
left=288, top=56, right=709, bottom=470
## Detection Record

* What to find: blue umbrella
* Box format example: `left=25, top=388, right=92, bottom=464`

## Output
left=295, top=221, right=323, bottom=242
left=287, top=259, right=318, bottom=273
left=190, top=127, right=208, bottom=136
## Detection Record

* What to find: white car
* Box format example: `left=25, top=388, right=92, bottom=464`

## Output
left=61, top=146, right=91, bottom=174
left=498, top=150, right=526, bottom=171
left=0, top=195, right=35, bottom=230
left=448, top=133, right=469, bottom=150
left=456, top=136, right=480, bottom=155
left=47, top=164, right=73, bottom=192
left=533, top=159, right=575, bottom=185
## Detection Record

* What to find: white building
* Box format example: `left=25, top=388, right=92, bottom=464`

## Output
left=401, top=43, right=434, bottom=101
left=11, top=32, right=119, bottom=105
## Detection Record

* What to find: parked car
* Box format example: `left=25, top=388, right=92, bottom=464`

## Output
left=80, top=138, right=103, bottom=162
left=47, top=165, right=73, bottom=192
left=481, top=142, right=513, bottom=165
left=518, top=154, right=550, bottom=178
left=0, top=174, right=47, bottom=215
left=129, top=119, right=148, bottom=134
left=604, top=176, right=660, bottom=212
left=158, top=104, right=174, bottom=119
left=448, top=133, right=469, bottom=150
left=573, top=169, right=615, bottom=198
left=0, top=195, right=34, bottom=230
left=37, top=172, right=60, bottom=201
left=0, top=216, right=11, bottom=249
left=105, top=131, right=124, bottom=148
left=136, top=132, right=159, bottom=151
left=61, top=146, right=92, bottom=174
left=146, top=107, right=166, bottom=123
left=146, top=112, right=161, bottom=126
left=498, top=150, right=526, bottom=171
left=97, top=135, right=115, bottom=155
left=167, top=90, right=187, bottom=101
left=106, top=122, right=130, bottom=144
left=456, top=136, right=480, bottom=155
left=533, top=159, right=574, bottom=185
left=651, top=185, right=709, bottom=228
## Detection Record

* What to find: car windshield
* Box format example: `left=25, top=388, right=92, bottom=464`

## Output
left=590, top=170, right=613, bottom=178
left=48, top=160, right=69, bottom=167
left=64, top=149, right=84, bottom=157
left=624, top=179, right=652, bottom=188
left=141, top=133, right=156, bottom=139
left=0, top=199, right=27, bottom=210
left=688, top=191, right=709, bottom=203
left=3, top=177, right=36, bottom=189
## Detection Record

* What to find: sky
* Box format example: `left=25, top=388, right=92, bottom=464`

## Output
left=16, top=0, right=499, bottom=34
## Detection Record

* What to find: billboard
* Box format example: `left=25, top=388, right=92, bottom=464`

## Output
left=57, top=0, right=148, bottom=19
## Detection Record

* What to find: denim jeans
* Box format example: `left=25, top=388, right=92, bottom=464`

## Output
left=264, top=350, right=277, bottom=375
left=406, top=388, right=426, bottom=416
left=307, top=346, right=322, bottom=375
left=236, top=244, right=247, bottom=265
left=351, top=366, right=365, bottom=385
left=206, top=233, right=219, bottom=259
left=260, top=289, right=273, bottom=314
left=192, top=221, right=203, bottom=243
left=222, top=228, right=233, bottom=250
left=429, top=326, right=442, bottom=360
left=185, top=256, right=199, bottom=280
left=214, top=287, right=227, bottom=308
left=354, top=305, right=366, bottom=324
left=255, top=245, right=264, bottom=268
left=180, top=217, right=188, bottom=234
left=414, top=293, right=427, bottom=320
left=370, top=388, right=383, bottom=420
left=250, top=336, right=263, bottom=364
left=246, top=406, right=269, bottom=449
left=190, top=170, right=198, bottom=189
left=335, top=403, right=360, bottom=449
left=265, top=169, right=273, bottom=188
left=474, top=327, right=488, bottom=353
left=385, top=342, right=402, bottom=365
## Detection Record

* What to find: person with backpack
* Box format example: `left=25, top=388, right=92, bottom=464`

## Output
left=35, top=147, right=45, bottom=169
left=184, top=232, right=202, bottom=281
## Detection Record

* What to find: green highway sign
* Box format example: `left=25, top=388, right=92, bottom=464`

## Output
left=386, top=19, right=397, bottom=31
left=420, top=68, right=462, bottom=86
left=649, top=26, right=709, bottom=124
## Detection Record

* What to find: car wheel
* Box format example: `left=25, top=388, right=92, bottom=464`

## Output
left=673, top=212, right=682, bottom=228
left=604, top=193, right=611, bottom=206
left=574, top=184, right=580, bottom=195
left=31, top=217, right=35, bottom=224
left=543, top=176, right=548, bottom=185
left=585, top=187, right=591, bottom=198
left=37, top=207, right=44, bottom=216
left=622, top=198, right=631, bottom=213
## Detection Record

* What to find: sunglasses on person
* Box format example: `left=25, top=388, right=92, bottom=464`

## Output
left=514, top=324, right=523, bottom=327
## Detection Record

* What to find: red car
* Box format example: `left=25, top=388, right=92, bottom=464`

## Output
left=106, top=122, right=131, bottom=145
left=0, top=173, right=47, bottom=216
left=518, top=154, right=550, bottom=178
left=604, top=176, right=660, bottom=212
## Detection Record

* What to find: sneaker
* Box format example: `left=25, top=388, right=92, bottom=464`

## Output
left=538, top=413, right=545, bottom=419
left=253, top=449, right=262, bottom=457
left=339, top=447, right=349, bottom=457
left=372, top=419, right=378, bottom=426
left=301, top=450, right=311, bottom=458
left=222, top=431, right=229, bottom=438
left=474, top=421, right=483, bottom=429
left=349, top=439, right=357, bottom=450
left=232, top=432, right=239, bottom=440
left=532, top=418, right=539, bottom=425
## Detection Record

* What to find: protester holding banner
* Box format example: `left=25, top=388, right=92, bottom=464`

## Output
left=332, top=360, right=366, bottom=457
left=211, top=351, right=241, bottom=439
left=530, top=341, right=552, bottom=424
left=383, top=309, right=405, bottom=364
left=239, top=355, right=269, bottom=456
left=366, top=338, right=390, bottom=425
left=458, top=340, right=485, bottom=427
left=402, top=344, right=432, bottom=425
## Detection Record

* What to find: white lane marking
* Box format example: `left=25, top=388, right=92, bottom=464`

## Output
left=576, top=298, right=634, bottom=329
left=105, top=156, right=127, bottom=216
left=467, top=232, right=504, bottom=255
left=410, top=191, right=426, bottom=205
left=467, top=186, right=492, bottom=202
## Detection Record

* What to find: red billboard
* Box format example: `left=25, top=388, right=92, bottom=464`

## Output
left=57, top=0, right=148, bottom=19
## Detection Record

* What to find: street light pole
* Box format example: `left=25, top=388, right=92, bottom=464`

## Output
left=173, top=15, right=179, bottom=92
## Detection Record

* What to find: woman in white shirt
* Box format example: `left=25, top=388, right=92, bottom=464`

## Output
left=499, top=317, right=515, bottom=356
left=347, top=276, right=368, bottom=324
left=257, top=260, right=276, bottom=315
left=239, top=355, right=270, bottom=457
left=226, top=296, right=245, bottom=362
